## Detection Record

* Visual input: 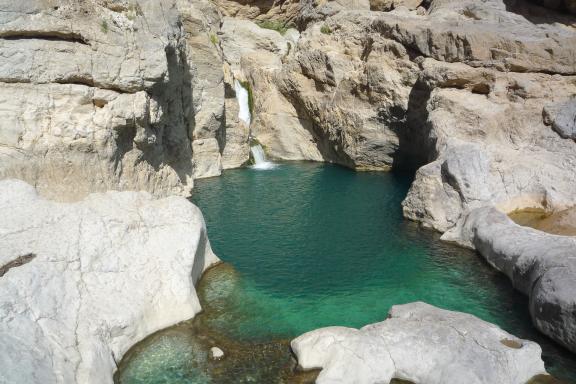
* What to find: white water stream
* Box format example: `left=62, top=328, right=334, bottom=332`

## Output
left=234, top=79, right=277, bottom=170
left=250, top=144, right=276, bottom=170
left=234, top=79, right=251, bottom=126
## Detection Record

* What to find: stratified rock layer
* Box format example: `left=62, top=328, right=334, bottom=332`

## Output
left=0, top=179, right=219, bottom=384
left=292, top=302, right=547, bottom=384
left=0, top=0, right=230, bottom=200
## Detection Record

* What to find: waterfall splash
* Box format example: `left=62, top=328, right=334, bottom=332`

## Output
left=235, top=79, right=276, bottom=170
left=251, top=144, right=277, bottom=170
left=234, top=80, right=251, bottom=126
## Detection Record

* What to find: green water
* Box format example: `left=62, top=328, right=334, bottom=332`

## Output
left=118, top=162, right=576, bottom=383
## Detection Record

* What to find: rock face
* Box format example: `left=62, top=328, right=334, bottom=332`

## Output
left=0, top=0, right=189, bottom=200
left=0, top=0, right=232, bottom=200
left=292, top=302, right=547, bottom=384
left=0, top=179, right=219, bottom=384
left=180, top=0, right=227, bottom=180
left=460, top=207, right=576, bottom=354
left=211, top=0, right=301, bottom=21
left=211, top=0, right=370, bottom=26
left=222, top=0, right=576, bottom=201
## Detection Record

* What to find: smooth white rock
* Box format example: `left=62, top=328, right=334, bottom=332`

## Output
left=460, top=206, right=576, bottom=353
left=292, top=302, right=547, bottom=384
left=210, top=346, right=225, bottom=360
left=0, top=179, right=219, bottom=384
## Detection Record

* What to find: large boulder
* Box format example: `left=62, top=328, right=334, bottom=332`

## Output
left=0, top=179, right=219, bottom=384
left=292, top=302, right=548, bottom=384
left=461, top=207, right=576, bottom=354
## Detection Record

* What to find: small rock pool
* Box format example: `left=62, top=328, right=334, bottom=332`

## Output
left=116, top=163, right=576, bottom=383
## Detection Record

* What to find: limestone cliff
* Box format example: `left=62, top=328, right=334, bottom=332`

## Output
left=0, top=0, right=234, bottom=201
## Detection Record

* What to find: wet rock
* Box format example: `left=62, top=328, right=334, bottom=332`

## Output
left=210, top=346, right=225, bottom=360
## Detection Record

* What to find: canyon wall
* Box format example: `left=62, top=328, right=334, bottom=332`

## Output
left=219, top=0, right=576, bottom=239
left=0, top=0, right=246, bottom=201
left=2, top=0, right=574, bottom=231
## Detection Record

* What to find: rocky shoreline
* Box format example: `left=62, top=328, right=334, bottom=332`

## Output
left=0, top=0, right=575, bottom=383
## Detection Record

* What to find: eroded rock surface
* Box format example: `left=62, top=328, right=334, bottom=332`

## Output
left=461, top=207, right=576, bottom=354
left=0, top=0, right=187, bottom=199
left=292, top=302, right=547, bottom=384
left=0, top=179, right=219, bottom=384
left=0, top=0, right=230, bottom=199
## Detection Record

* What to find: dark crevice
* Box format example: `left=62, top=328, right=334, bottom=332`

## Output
left=0, top=253, right=36, bottom=277
left=113, top=124, right=137, bottom=174
left=53, top=78, right=133, bottom=94
left=391, top=79, right=436, bottom=173
left=144, top=43, right=194, bottom=182
left=0, top=79, right=133, bottom=95
left=55, top=78, right=96, bottom=88
left=504, top=0, right=576, bottom=24
left=0, top=31, right=89, bottom=45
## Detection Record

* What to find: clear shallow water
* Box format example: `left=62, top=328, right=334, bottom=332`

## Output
left=118, top=162, right=576, bottom=383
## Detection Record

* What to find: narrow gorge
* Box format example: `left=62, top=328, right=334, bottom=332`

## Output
left=0, top=0, right=575, bottom=383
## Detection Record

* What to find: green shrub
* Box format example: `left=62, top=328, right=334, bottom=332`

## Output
left=101, top=20, right=109, bottom=33
left=249, top=137, right=262, bottom=147
left=210, top=33, right=219, bottom=46
left=126, top=3, right=142, bottom=20
left=320, top=25, right=332, bottom=34
left=257, top=20, right=295, bottom=36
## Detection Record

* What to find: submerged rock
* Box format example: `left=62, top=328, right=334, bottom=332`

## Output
left=0, top=179, right=219, bottom=384
left=292, top=302, right=547, bottom=384
left=210, top=346, right=225, bottom=360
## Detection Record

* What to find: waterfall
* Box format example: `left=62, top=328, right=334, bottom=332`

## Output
left=250, top=144, right=276, bottom=170
left=234, top=80, right=251, bottom=126
left=235, top=79, right=276, bottom=170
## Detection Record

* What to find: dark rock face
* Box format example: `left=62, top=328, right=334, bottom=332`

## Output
left=528, top=0, right=576, bottom=14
